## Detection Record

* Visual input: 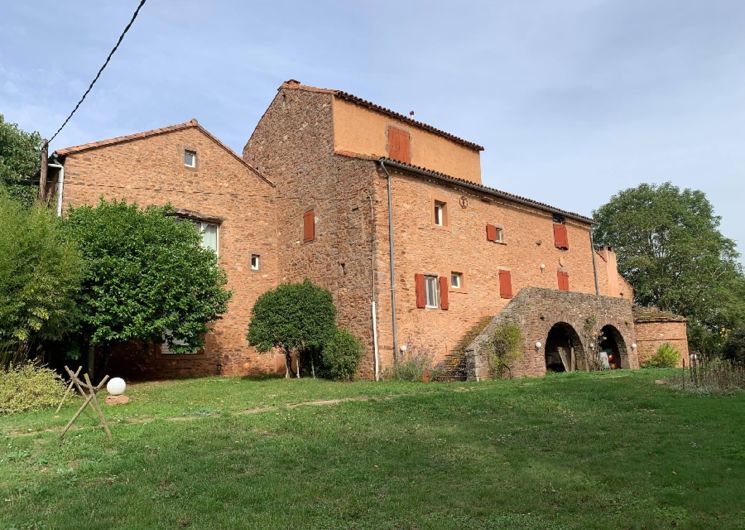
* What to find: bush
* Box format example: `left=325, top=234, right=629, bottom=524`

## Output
left=643, top=343, right=681, bottom=368
left=248, top=280, right=336, bottom=377
left=321, top=329, right=364, bottom=381
left=64, top=200, right=231, bottom=367
left=384, top=341, right=440, bottom=382
left=723, top=328, right=745, bottom=365
left=0, top=192, right=81, bottom=368
left=0, top=364, right=66, bottom=415
left=487, top=322, right=523, bottom=378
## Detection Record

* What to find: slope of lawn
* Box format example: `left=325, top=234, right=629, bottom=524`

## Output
left=1, top=369, right=744, bottom=529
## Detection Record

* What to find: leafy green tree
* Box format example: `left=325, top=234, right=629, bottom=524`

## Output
left=0, top=114, right=43, bottom=206
left=593, top=182, right=745, bottom=354
left=0, top=192, right=81, bottom=368
left=64, top=199, right=231, bottom=374
left=320, top=329, right=364, bottom=381
left=247, top=280, right=336, bottom=378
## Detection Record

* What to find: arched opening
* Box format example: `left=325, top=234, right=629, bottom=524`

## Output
left=599, top=324, right=627, bottom=369
left=545, top=322, right=585, bottom=372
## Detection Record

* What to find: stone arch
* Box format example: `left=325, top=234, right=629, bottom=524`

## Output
left=544, top=322, right=586, bottom=372
left=598, top=324, right=628, bottom=369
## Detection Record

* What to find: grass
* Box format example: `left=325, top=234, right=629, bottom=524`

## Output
left=1, top=370, right=744, bottom=529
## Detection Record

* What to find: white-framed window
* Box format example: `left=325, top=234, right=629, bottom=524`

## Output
left=451, top=272, right=462, bottom=289
left=424, top=275, right=439, bottom=308
left=197, top=221, right=219, bottom=255
left=250, top=254, right=260, bottom=271
left=184, top=149, right=197, bottom=168
left=434, top=201, right=446, bottom=226
left=495, top=226, right=504, bottom=243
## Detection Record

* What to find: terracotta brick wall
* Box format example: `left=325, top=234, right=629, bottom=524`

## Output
left=635, top=320, right=690, bottom=367
left=243, top=87, right=379, bottom=377
left=59, top=125, right=285, bottom=378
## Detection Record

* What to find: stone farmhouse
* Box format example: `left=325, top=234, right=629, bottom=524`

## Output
left=43, top=80, right=688, bottom=380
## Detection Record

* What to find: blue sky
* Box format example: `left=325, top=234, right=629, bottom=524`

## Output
left=2, top=1, right=744, bottom=255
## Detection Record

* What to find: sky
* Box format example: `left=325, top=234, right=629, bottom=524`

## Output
left=2, top=0, right=744, bottom=255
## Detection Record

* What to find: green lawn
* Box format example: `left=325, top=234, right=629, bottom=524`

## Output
left=1, top=370, right=744, bottom=529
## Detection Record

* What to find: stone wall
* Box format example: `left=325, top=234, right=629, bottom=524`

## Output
left=58, top=124, right=285, bottom=378
left=634, top=320, right=689, bottom=367
left=465, top=287, right=638, bottom=380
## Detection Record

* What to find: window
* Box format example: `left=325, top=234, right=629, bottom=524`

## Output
left=434, top=201, right=447, bottom=226
left=424, top=275, right=439, bottom=308
left=553, top=215, right=569, bottom=250
left=486, top=224, right=505, bottom=243
left=303, top=209, right=315, bottom=242
left=498, top=269, right=513, bottom=299
left=184, top=149, right=197, bottom=168
left=197, top=221, right=219, bottom=255
left=250, top=254, right=260, bottom=271
left=451, top=272, right=462, bottom=289
left=387, top=126, right=411, bottom=163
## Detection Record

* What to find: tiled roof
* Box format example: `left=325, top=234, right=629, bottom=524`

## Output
left=53, top=119, right=274, bottom=187
left=633, top=306, right=687, bottom=323
left=376, top=157, right=594, bottom=224
left=281, top=80, right=484, bottom=152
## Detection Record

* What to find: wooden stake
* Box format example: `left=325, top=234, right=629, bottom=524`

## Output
left=84, top=373, right=112, bottom=439
left=56, top=366, right=82, bottom=413
left=59, top=367, right=112, bottom=441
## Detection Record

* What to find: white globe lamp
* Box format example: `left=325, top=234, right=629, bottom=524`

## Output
left=107, top=377, right=127, bottom=396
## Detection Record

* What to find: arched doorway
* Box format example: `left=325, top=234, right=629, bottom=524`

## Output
left=545, top=322, right=585, bottom=372
left=599, top=324, right=627, bottom=369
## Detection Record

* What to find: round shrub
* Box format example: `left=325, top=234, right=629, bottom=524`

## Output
left=643, top=343, right=681, bottom=368
left=0, top=364, right=66, bottom=415
left=321, top=329, right=364, bottom=381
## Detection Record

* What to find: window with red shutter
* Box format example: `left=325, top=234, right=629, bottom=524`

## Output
left=439, top=276, right=449, bottom=310
left=553, top=222, right=569, bottom=250
left=557, top=271, right=570, bottom=291
left=499, top=269, right=513, bottom=299
left=486, top=224, right=497, bottom=242
left=415, top=274, right=426, bottom=308
left=387, top=126, right=411, bottom=163
left=303, top=209, right=315, bottom=242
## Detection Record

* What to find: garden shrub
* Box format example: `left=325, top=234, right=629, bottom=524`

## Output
left=0, top=192, right=81, bottom=368
left=487, top=322, right=523, bottom=378
left=0, top=364, right=66, bottom=415
left=722, top=328, right=745, bottom=365
left=63, top=200, right=231, bottom=371
left=248, top=280, right=336, bottom=377
left=384, top=341, right=440, bottom=382
left=320, top=329, right=364, bottom=381
left=643, top=343, right=681, bottom=368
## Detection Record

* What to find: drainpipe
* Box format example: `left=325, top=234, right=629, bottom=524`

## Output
left=367, top=192, right=380, bottom=381
left=590, top=229, right=599, bottom=296
left=48, top=160, right=65, bottom=216
left=378, top=160, right=399, bottom=366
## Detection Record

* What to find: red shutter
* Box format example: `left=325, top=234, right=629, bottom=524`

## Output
left=486, top=223, right=497, bottom=242
left=387, top=126, right=411, bottom=163
left=303, top=209, right=315, bottom=242
left=557, top=271, right=569, bottom=291
left=439, top=276, right=449, bottom=310
left=499, top=270, right=513, bottom=299
left=553, top=223, right=569, bottom=250
left=415, top=274, right=426, bottom=308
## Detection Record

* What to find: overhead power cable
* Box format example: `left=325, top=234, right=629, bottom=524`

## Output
left=47, top=0, right=148, bottom=145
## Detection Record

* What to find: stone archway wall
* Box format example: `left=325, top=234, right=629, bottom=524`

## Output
left=466, top=287, right=638, bottom=380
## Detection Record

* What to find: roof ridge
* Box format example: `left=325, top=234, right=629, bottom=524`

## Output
left=280, top=80, right=484, bottom=152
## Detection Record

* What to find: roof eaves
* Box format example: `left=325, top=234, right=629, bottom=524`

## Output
left=378, top=158, right=594, bottom=224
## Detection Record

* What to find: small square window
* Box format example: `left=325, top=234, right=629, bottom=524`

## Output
left=451, top=272, right=462, bottom=289
left=424, top=275, right=439, bottom=308
left=250, top=254, right=260, bottom=271
left=434, top=201, right=447, bottom=226
left=184, top=149, right=197, bottom=168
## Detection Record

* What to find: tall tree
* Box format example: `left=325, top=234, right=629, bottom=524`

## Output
left=0, top=114, right=43, bottom=206
left=593, top=182, right=745, bottom=353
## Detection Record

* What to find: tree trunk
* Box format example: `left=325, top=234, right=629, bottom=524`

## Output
left=87, top=343, right=96, bottom=382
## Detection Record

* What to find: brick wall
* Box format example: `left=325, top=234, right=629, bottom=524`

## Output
left=59, top=124, right=285, bottom=378
left=243, top=86, right=379, bottom=377
left=634, top=320, right=689, bottom=367
left=465, top=287, right=638, bottom=379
